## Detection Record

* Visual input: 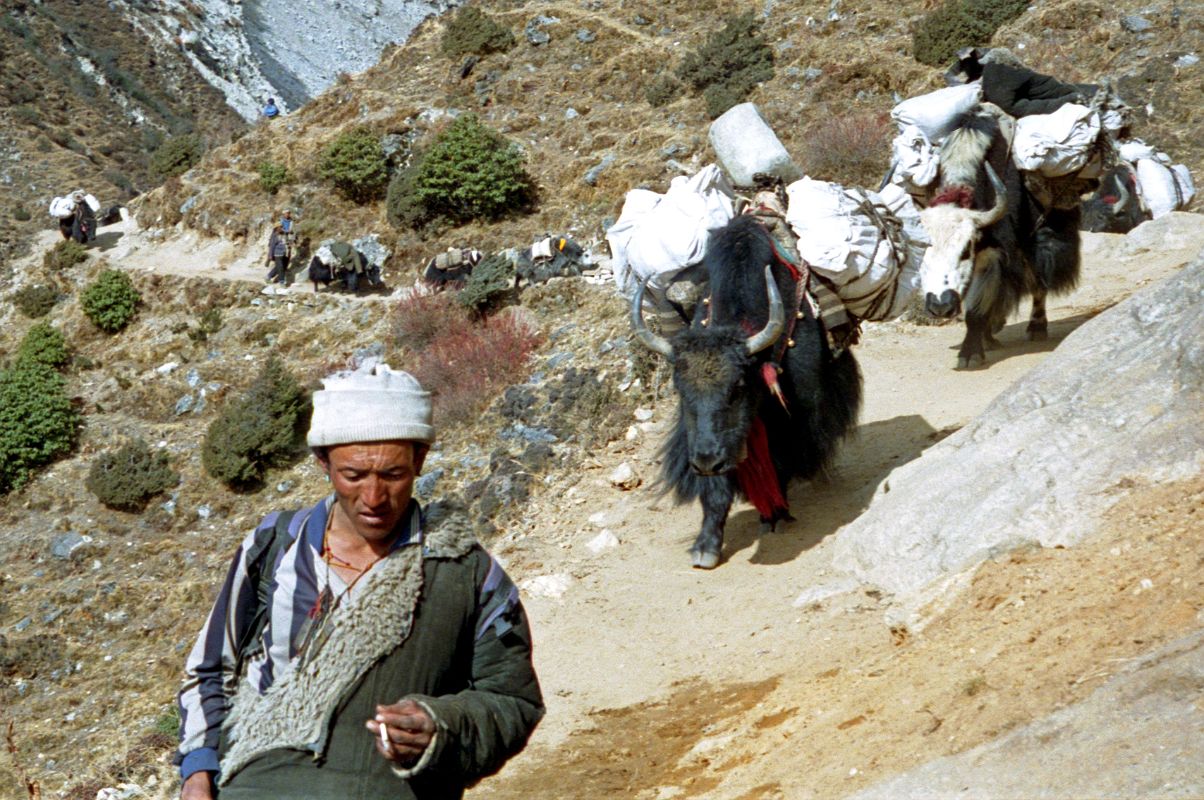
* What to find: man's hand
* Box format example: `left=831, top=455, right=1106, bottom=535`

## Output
left=365, top=699, right=436, bottom=765
left=180, top=770, right=214, bottom=800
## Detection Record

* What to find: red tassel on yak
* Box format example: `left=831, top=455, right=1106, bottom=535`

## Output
left=736, top=417, right=789, bottom=521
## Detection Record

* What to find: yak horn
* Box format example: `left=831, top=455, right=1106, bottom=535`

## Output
left=970, top=162, right=1008, bottom=228
left=745, top=265, right=786, bottom=355
left=1112, top=173, right=1131, bottom=215
left=631, top=280, right=674, bottom=358
left=878, top=159, right=898, bottom=192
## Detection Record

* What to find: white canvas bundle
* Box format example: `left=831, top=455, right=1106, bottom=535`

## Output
left=607, top=164, right=736, bottom=299
left=1135, top=158, right=1196, bottom=218
left=81, top=193, right=100, bottom=212
left=785, top=179, right=927, bottom=321
left=1012, top=104, right=1101, bottom=177
left=889, top=125, right=941, bottom=193
left=708, top=103, right=802, bottom=187
left=890, top=83, right=983, bottom=141
left=49, top=196, right=75, bottom=219
left=1114, top=139, right=1195, bottom=218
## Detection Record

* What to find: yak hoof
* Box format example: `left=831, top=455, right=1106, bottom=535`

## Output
left=1026, top=327, right=1048, bottom=342
left=956, top=353, right=985, bottom=370
left=984, top=334, right=1003, bottom=351
left=691, top=550, right=721, bottom=570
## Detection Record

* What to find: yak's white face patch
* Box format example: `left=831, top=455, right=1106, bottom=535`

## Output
left=919, top=205, right=980, bottom=299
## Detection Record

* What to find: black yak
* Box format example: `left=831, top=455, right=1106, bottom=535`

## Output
left=632, top=216, right=862, bottom=569
left=1080, top=164, right=1150, bottom=234
left=918, top=109, right=1082, bottom=368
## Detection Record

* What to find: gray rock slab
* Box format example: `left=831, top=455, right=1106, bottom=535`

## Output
left=848, top=630, right=1204, bottom=799
left=833, top=253, right=1204, bottom=606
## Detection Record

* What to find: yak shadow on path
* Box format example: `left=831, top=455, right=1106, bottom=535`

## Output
left=954, top=309, right=1104, bottom=370
left=721, top=414, right=943, bottom=567
left=92, top=230, right=125, bottom=253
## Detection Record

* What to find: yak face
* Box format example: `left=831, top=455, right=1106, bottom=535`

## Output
left=919, top=162, right=1008, bottom=318
left=631, top=264, right=786, bottom=476
left=919, top=204, right=979, bottom=317
left=671, top=329, right=758, bottom=476
left=1081, top=168, right=1147, bottom=234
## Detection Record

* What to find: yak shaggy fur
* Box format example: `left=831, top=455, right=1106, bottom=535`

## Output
left=660, top=215, right=862, bottom=568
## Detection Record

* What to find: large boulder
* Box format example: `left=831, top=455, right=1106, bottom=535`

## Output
left=833, top=251, right=1204, bottom=620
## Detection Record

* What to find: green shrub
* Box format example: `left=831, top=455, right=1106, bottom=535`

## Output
left=11, top=205, right=31, bottom=221
left=81, top=269, right=141, bottom=333
left=317, top=128, right=388, bottom=204
left=676, top=13, right=774, bottom=119
left=441, top=7, right=516, bottom=57
left=392, top=115, right=535, bottom=227
left=14, top=323, right=69, bottom=370
left=201, top=356, right=310, bottom=488
left=44, top=240, right=89, bottom=271
left=0, top=360, right=79, bottom=495
left=257, top=161, right=290, bottom=195
left=913, top=0, right=1027, bottom=66
left=457, top=254, right=515, bottom=315
left=150, top=133, right=204, bottom=179
left=645, top=74, right=683, bottom=108
left=85, top=439, right=178, bottom=511
left=385, top=163, right=428, bottom=229
left=12, top=284, right=59, bottom=318
left=799, top=111, right=894, bottom=186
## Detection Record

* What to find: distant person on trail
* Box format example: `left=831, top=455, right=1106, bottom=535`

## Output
left=265, top=224, right=291, bottom=286
left=280, top=209, right=294, bottom=237
left=262, top=97, right=280, bottom=119
left=174, top=365, right=544, bottom=799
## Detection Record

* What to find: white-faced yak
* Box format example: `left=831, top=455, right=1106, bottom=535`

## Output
left=918, top=110, right=1082, bottom=368
left=632, top=216, right=862, bottom=569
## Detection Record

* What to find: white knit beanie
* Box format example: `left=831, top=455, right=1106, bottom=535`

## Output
left=307, top=364, right=434, bottom=447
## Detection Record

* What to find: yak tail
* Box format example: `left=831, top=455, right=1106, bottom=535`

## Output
left=1033, top=207, right=1082, bottom=295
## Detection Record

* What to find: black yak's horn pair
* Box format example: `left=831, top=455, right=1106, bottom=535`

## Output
left=631, top=265, right=785, bottom=357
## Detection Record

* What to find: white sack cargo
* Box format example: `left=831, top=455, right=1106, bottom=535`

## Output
left=1012, top=104, right=1101, bottom=177
left=1135, top=158, right=1196, bottom=218
left=81, top=193, right=100, bottom=212
left=49, top=196, right=75, bottom=219
left=785, top=179, right=927, bottom=321
left=889, top=124, right=940, bottom=193
left=607, top=164, right=736, bottom=299
left=708, top=103, right=802, bottom=187
left=1116, top=139, right=1196, bottom=218
left=891, top=83, right=982, bottom=141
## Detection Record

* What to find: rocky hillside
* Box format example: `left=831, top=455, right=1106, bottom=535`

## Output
left=131, top=0, right=1201, bottom=277
left=0, top=0, right=458, bottom=265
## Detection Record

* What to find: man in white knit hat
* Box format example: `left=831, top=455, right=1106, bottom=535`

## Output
left=175, top=365, right=543, bottom=800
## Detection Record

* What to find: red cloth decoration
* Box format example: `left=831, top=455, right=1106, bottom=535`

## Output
left=736, top=417, right=789, bottom=520
left=930, top=185, right=975, bottom=209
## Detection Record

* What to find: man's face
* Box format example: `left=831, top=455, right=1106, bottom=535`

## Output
left=320, top=441, right=426, bottom=543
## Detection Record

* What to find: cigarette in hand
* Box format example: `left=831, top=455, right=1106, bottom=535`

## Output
left=379, top=718, right=390, bottom=749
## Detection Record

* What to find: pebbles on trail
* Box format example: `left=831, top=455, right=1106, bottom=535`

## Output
left=520, top=573, right=572, bottom=599
left=609, top=462, right=641, bottom=490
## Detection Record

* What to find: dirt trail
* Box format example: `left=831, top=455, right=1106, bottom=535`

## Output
left=466, top=215, right=1204, bottom=799
left=32, top=217, right=401, bottom=300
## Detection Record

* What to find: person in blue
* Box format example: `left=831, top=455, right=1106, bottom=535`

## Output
left=262, top=98, right=280, bottom=119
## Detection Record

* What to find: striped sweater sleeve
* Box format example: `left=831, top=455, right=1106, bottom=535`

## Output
left=173, top=527, right=263, bottom=779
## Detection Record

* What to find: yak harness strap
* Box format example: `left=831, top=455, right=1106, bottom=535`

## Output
left=736, top=417, right=789, bottom=521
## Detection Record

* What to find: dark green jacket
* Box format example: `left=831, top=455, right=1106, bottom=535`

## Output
left=217, top=504, right=543, bottom=799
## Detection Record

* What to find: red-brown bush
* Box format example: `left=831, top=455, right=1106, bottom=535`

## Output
left=392, top=288, right=468, bottom=351
left=799, top=111, right=894, bottom=187
left=410, top=313, right=542, bottom=426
